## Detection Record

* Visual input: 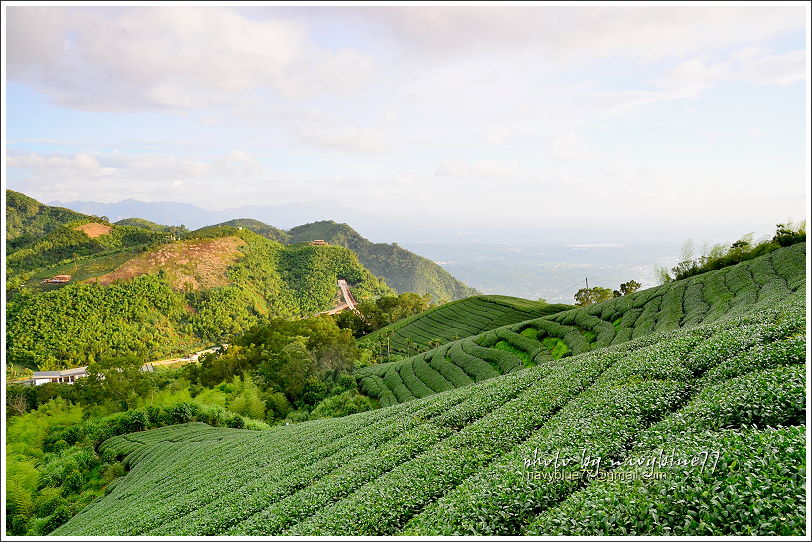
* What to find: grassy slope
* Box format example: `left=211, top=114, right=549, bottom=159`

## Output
left=52, top=246, right=806, bottom=535
left=287, top=220, right=480, bottom=302
left=355, top=242, right=805, bottom=406
left=360, top=295, right=573, bottom=356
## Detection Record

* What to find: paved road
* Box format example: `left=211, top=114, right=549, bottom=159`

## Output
left=146, top=345, right=226, bottom=367
left=337, top=279, right=357, bottom=310
left=317, top=280, right=358, bottom=316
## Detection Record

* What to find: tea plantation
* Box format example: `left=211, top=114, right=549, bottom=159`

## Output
left=52, top=243, right=806, bottom=536
left=360, top=295, right=572, bottom=357
left=356, top=242, right=805, bottom=406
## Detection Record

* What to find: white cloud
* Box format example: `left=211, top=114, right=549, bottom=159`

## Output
left=435, top=160, right=524, bottom=178
left=8, top=152, right=101, bottom=171
left=7, top=150, right=266, bottom=202
left=6, top=6, right=374, bottom=111
left=739, top=50, right=806, bottom=86
left=657, top=57, right=731, bottom=98
left=345, top=5, right=804, bottom=62
left=298, top=127, right=388, bottom=154
left=548, top=132, right=592, bottom=162
left=580, top=47, right=805, bottom=116
left=4, top=5, right=806, bottom=240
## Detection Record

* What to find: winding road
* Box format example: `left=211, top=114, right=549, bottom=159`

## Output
left=318, top=279, right=359, bottom=316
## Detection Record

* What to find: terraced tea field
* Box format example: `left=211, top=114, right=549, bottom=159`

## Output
left=53, top=272, right=806, bottom=535
left=360, top=295, right=572, bottom=356
left=356, top=243, right=805, bottom=406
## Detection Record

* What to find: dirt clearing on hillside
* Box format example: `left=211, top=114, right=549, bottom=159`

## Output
left=75, top=222, right=112, bottom=238
left=88, top=236, right=246, bottom=290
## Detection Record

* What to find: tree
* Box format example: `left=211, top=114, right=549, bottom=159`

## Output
left=86, top=355, right=150, bottom=410
left=773, top=222, right=806, bottom=247
left=334, top=292, right=431, bottom=338
left=7, top=391, right=28, bottom=416
left=619, top=280, right=641, bottom=295
left=671, top=239, right=698, bottom=277
left=277, top=338, right=317, bottom=402
left=655, top=265, right=672, bottom=284
left=574, top=286, right=614, bottom=306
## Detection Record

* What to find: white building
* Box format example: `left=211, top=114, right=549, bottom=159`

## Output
left=30, top=366, right=89, bottom=386
left=30, top=363, right=155, bottom=385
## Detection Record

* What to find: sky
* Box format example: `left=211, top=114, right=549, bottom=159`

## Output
left=3, top=2, right=809, bottom=246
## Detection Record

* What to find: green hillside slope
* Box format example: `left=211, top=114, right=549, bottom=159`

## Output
left=6, top=189, right=93, bottom=248
left=287, top=221, right=479, bottom=302
left=360, top=295, right=573, bottom=357
left=213, top=218, right=290, bottom=243
left=113, top=217, right=186, bottom=234
left=7, top=221, right=172, bottom=281
left=6, top=226, right=392, bottom=369
left=52, top=278, right=806, bottom=535
left=355, top=243, right=805, bottom=406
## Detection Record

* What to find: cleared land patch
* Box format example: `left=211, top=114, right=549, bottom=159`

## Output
left=88, top=236, right=246, bottom=290
left=75, top=222, right=112, bottom=238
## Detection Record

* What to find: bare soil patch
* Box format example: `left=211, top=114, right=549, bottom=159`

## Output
left=88, top=236, right=246, bottom=290
left=75, top=222, right=112, bottom=238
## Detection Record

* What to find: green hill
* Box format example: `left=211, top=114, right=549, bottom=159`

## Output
left=50, top=244, right=806, bottom=534
left=113, top=217, right=185, bottom=233
left=213, top=218, right=290, bottom=243
left=6, top=189, right=92, bottom=249
left=354, top=242, right=805, bottom=406
left=360, top=295, right=573, bottom=357
left=183, top=218, right=479, bottom=302
left=287, top=221, right=479, bottom=302
left=6, top=222, right=392, bottom=369
left=7, top=220, right=172, bottom=281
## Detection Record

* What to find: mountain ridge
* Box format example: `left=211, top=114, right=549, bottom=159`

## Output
left=44, top=194, right=478, bottom=302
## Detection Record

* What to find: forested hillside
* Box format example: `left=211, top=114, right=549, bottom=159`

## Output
left=8, top=191, right=478, bottom=304
left=191, top=219, right=478, bottom=301
left=6, top=190, right=93, bottom=248
left=213, top=218, right=290, bottom=244
left=113, top=217, right=188, bottom=235
left=6, top=221, right=392, bottom=369
left=287, top=221, right=479, bottom=302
